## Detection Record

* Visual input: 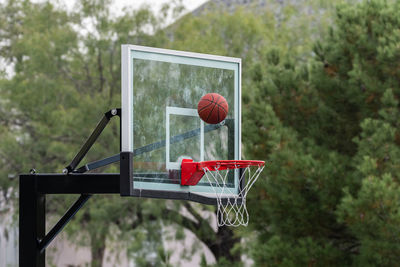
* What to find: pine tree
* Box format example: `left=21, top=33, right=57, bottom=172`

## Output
left=245, top=0, right=400, bottom=265
left=337, top=89, right=400, bottom=266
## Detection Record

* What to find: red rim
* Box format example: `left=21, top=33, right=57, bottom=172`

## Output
left=180, top=159, right=265, bottom=186
left=198, top=160, right=265, bottom=171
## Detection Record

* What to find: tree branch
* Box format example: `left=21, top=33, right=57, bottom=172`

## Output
left=97, top=49, right=105, bottom=93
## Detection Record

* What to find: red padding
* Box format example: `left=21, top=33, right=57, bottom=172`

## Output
left=180, top=159, right=205, bottom=186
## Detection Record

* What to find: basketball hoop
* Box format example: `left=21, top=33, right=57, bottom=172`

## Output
left=181, top=160, right=265, bottom=227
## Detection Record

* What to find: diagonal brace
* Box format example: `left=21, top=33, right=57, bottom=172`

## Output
left=63, top=108, right=121, bottom=174
left=38, top=194, right=92, bottom=253
left=73, top=154, right=121, bottom=173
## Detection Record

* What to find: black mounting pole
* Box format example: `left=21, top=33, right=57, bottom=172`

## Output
left=19, top=173, right=120, bottom=267
left=19, top=174, right=45, bottom=266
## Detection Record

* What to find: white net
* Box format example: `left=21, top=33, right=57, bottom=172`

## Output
left=202, top=163, right=265, bottom=227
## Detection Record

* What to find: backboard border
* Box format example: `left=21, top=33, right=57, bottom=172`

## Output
left=121, top=44, right=242, bottom=202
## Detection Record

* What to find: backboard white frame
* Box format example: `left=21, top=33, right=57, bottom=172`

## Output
left=121, top=44, right=242, bottom=196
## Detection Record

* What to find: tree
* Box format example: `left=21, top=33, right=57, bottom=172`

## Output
left=0, top=0, right=169, bottom=265
left=0, top=0, right=357, bottom=265
left=245, top=0, right=400, bottom=265
left=337, top=88, right=400, bottom=266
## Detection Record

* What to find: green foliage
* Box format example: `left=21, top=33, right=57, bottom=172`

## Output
left=2, top=0, right=399, bottom=266
left=336, top=88, right=400, bottom=265
left=0, top=0, right=345, bottom=264
left=0, top=0, right=170, bottom=265
left=244, top=103, right=351, bottom=264
left=245, top=0, right=400, bottom=265
left=338, top=174, right=400, bottom=266
left=252, top=235, right=343, bottom=267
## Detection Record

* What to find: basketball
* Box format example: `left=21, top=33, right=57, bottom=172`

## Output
left=197, top=93, right=229, bottom=124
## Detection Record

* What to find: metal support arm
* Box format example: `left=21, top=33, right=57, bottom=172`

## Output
left=38, top=194, right=92, bottom=253
left=63, top=108, right=121, bottom=174
left=74, top=154, right=120, bottom=173
left=19, top=109, right=121, bottom=266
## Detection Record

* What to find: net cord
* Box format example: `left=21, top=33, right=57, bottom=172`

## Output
left=202, top=163, right=265, bottom=227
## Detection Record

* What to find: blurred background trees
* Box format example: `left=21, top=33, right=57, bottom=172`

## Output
left=0, top=0, right=399, bottom=266
left=245, top=0, right=400, bottom=266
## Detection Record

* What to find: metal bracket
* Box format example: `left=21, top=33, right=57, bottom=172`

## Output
left=63, top=108, right=121, bottom=174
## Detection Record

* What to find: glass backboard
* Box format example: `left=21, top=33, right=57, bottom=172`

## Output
left=121, top=45, right=241, bottom=203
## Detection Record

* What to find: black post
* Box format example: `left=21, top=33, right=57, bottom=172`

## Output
left=120, top=152, right=133, bottom=196
left=19, top=173, right=120, bottom=266
left=19, top=174, right=45, bottom=267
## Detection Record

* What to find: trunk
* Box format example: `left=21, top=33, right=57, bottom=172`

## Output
left=90, top=234, right=106, bottom=267
left=208, top=226, right=241, bottom=262
left=166, top=204, right=242, bottom=263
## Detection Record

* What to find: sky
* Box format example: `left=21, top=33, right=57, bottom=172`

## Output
left=37, top=0, right=209, bottom=26
left=50, top=0, right=208, bottom=15
left=102, top=0, right=207, bottom=13
left=0, top=0, right=208, bottom=17
left=0, top=0, right=208, bottom=77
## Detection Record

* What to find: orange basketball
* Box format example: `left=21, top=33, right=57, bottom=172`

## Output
left=197, top=93, right=229, bottom=124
